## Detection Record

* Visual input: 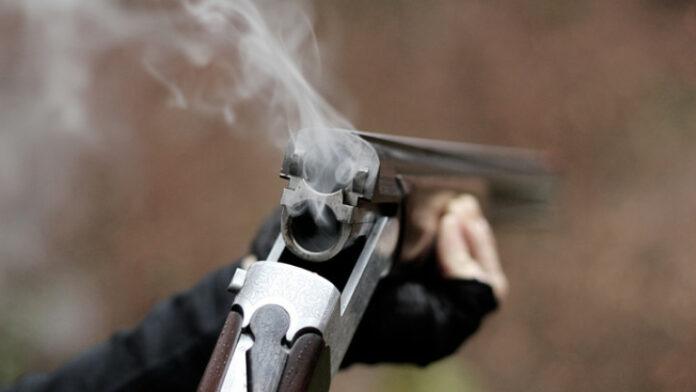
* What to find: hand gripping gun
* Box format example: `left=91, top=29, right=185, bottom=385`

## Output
left=198, top=129, right=552, bottom=392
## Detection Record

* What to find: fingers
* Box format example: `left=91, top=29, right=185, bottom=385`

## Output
left=462, top=218, right=508, bottom=300
left=452, top=197, right=499, bottom=272
left=436, top=209, right=488, bottom=284
left=437, top=214, right=471, bottom=270
left=438, top=195, right=509, bottom=301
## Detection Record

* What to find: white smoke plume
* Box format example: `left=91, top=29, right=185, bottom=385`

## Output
left=0, top=0, right=352, bottom=272
left=0, top=0, right=359, bottom=364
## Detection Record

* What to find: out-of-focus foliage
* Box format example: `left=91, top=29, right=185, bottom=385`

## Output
left=378, top=360, right=481, bottom=392
left=0, top=325, right=29, bottom=386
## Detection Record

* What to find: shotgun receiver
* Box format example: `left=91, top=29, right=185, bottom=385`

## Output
left=198, top=129, right=552, bottom=392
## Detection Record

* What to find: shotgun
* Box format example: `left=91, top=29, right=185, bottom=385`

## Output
left=198, top=128, right=553, bottom=392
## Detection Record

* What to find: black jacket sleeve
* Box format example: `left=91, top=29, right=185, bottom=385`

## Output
left=3, top=261, right=240, bottom=392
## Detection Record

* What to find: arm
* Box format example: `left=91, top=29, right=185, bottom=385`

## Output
left=5, top=195, right=504, bottom=391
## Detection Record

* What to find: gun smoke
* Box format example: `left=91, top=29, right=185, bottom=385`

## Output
left=1, top=2, right=358, bottom=270
left=0, top=0, right=360, bottom=358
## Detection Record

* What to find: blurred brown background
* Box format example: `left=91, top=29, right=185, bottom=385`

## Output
left=2, top=1, right=696, bottom=391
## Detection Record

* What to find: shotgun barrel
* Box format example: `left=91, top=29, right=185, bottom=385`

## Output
left=199, top=128, right=553, bottom=392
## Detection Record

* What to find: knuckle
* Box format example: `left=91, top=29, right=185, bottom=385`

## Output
left=449, top=194, right=481, bottom=217
left=460, top=194, right=480, bottom=212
